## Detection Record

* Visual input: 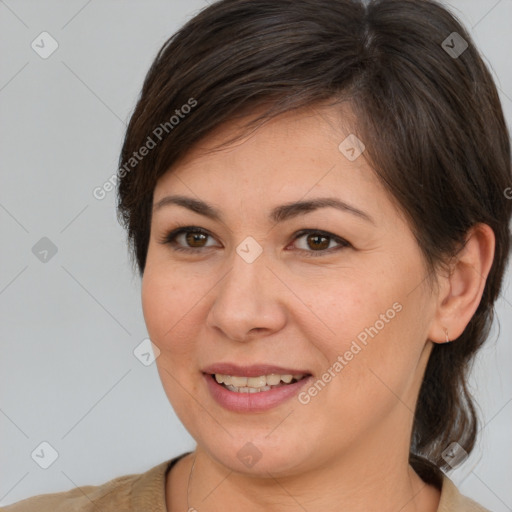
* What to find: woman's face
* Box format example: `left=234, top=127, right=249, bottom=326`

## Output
left=142, top=106, right=440, bottom=476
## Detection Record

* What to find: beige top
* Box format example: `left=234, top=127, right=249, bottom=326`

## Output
left=1, top=452, right=491, bottom=511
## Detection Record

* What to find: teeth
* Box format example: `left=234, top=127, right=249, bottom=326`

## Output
left=266, top=374, right=281, bottom=385
left=247, top=376, right=266, bottom=387
left=225, top=384, right=272, bottom=393
left=231, top=376, right=248, bottom=387
left=213, top=373, right=306, bottom=392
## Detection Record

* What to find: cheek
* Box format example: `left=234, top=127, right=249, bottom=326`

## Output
left=290, top=268, right=396, bottom=353
left=141, top=265, right=199, bottom=355
left=325, top=298, right=423, bottom=423
left=297, top=266, right=421, bottom=395
left=142, top=267, right=204, bottom=419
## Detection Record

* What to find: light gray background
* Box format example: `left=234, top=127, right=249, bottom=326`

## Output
left=0, top=0, right=511, bottom=509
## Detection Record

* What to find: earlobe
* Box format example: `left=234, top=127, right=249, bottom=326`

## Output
left=428, top=223, right=495, bottom=345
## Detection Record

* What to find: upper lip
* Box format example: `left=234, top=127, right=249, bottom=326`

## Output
left=202, top=363, right=312, bottom=377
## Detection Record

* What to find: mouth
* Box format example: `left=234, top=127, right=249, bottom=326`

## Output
left=201, top=364, right=313, bottom=412
left=210, top=373, right=309, bottom=393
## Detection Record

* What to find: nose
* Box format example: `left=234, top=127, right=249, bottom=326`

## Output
left=206, top=248, right=287, bottom=342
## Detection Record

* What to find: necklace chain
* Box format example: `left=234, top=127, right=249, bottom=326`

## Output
left=186, top=452, right=197, bottom=511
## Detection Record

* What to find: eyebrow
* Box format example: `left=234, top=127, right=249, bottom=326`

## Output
left=153, top=194, right=375, bottom=225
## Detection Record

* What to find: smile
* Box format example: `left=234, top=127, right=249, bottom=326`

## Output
left=214, top=373, right=307, bottom=393
left=203, top=370, right=313, bottom=412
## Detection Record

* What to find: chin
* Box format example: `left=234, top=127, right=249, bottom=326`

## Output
left=199, top=433, right=316, bottom=477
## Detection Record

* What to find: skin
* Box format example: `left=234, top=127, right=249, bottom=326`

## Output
left=140, top=105, right=495, bottom=512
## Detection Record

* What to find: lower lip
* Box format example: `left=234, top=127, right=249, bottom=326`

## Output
left=203, top=373, right=313, bottom=412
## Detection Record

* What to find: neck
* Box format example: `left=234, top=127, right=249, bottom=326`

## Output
left=182, top=442, right=440, bottom=512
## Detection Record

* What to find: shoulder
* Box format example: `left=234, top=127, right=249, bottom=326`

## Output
left=0, top=458, right=175, bottom=512
left=438, top=474, right=492, bottom=512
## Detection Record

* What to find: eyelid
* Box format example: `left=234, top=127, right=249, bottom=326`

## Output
left=158, top=226, right=351, bottom=256
left=157, top=226, right=219, bottom=251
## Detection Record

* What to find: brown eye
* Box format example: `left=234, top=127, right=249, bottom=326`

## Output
left=160, top=227, right=218, bottom=253
left=183, top=231, right=208, bottom=248
left=305, top=233, right=330, bottom=251
left=292, top=229, right=350, bottom=257
left=160, top=226, right=350, bottom=257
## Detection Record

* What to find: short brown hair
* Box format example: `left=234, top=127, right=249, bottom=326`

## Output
left=117, top=0, right=511, bottom=485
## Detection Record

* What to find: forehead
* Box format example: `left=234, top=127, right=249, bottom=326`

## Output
left=153, top=106, right=397, bottom=226
left=167, top=104, right=360, bottom=164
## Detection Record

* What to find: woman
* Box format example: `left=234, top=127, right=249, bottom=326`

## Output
left=4, top=0, right=510, bottom=510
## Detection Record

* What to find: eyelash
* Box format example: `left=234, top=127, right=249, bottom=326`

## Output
left=158, top=226, right=351, bottom=257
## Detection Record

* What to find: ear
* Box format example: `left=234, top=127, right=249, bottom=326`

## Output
left=427, top=223, right=495, bottom=344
